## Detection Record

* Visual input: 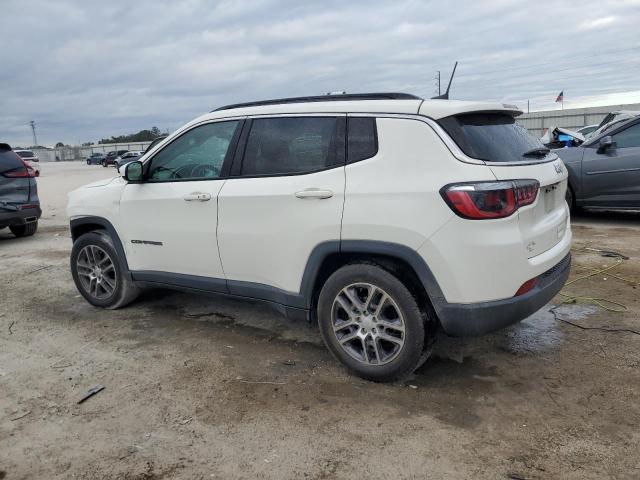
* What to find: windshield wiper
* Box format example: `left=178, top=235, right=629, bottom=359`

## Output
left=522, top=147, right=550, bottom=158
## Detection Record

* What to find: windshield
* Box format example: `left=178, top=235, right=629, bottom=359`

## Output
left=438, top=113, right=547, bottom=163
left=16, top=150, right=34, bottom=158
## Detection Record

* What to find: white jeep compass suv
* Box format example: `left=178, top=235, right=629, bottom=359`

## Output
left=67, top=93, right=571, bottom=382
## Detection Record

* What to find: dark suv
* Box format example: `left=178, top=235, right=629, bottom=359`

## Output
left=0, top=143, right=41, bottom=237
left=102, top=150, right=129, bottom=167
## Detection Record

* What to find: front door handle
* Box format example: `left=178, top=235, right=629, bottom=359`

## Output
left=183, top=192, right=212, bottom=202
left=295, top=189, right=334, bottom=199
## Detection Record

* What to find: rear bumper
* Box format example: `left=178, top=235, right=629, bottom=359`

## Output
left=436, top=253, right=571, bottom=336
left=0, top=206, right=42, bottom=228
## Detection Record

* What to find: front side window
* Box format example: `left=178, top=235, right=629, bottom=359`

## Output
left=439, top=113, right=546, bottom=163
left=241, top=117, right=339, bottom=176
left=148, top=121, right=239, bottom=181
left=612, top=123, right=640, bottom=149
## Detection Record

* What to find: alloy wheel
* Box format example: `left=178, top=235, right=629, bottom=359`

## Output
left=76, top=245, right=117, bottom=299
left=331, top=283, right=405, bottom=366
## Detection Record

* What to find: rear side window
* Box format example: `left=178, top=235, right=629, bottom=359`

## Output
left=0, top=151, right=25, bottom=173
left=347, top=117, right=377, bottom=163
left=241, top=117, right=340, bottom=176
left=438, top=113, right=546, bottom=163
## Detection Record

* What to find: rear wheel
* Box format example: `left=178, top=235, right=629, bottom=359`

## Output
left=71, top=231, right=139, bottom=309
left=317, top=263, right=428, bottom=382
left=102, top=160, right=108, bottom=167
left=10, top=221, right=38, bottom=237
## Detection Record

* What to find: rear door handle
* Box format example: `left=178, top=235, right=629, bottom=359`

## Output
left=183, top=192, right=212, bottom=202
left=295, top=189, right=334, bottom=199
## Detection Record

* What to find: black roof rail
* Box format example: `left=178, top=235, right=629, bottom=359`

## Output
left=212, top=92, right=422, bottom=112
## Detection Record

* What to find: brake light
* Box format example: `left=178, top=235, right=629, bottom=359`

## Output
left=441, top=180, right=539, bottom=220
left=2, top=159, right=36, bottom=178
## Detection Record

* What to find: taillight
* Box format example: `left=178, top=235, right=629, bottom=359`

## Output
left=441, top=180, right=539, bottom=220
left=2, top=159, right=36, bottom=178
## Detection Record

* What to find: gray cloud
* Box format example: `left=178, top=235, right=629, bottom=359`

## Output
left=2, top=0, right=639, bottom=146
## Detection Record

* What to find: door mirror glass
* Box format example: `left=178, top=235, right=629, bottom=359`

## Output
left=597, top=135, right=614, bottom=153
left=123, top=161, right=143, bottom=182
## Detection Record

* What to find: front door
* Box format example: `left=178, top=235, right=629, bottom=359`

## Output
left=119, top=120, right=241, bottom=284
left=582, top=121, right=640, bottom=208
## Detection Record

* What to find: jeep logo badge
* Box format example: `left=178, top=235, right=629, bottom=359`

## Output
left=554, top=162, right=563, bottom=174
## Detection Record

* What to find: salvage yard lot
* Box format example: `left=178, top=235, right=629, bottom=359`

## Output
left=1, top=163, right=639, bottom=479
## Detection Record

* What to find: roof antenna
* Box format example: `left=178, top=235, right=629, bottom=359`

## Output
left=431, top=61, right=458, bottom=100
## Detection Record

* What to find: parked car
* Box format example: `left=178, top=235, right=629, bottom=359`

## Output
left=541, top=126, right=584, bottom=149
left=556, top=115, right=640, bottom=211
left=86, top=153, right=106, bottom=165
left=67, top=93, right=571, bottom=381
left=144, top=136, right=168, bottom=154
left=102, top=150, right=129, bottom=167
left=115, top=151, right=145, bottom=169
left=14, top=149, right=41, bottom=176
left=0, top=143, right=41, bottom=237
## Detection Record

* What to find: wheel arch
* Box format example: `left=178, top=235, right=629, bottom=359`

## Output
left=301, top=240, right=447, bottom=325
left=70, top=216, right=130, bottom=270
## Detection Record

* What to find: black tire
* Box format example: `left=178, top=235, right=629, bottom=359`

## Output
left=102, top=160, right=108, bottom=167
left=317, top=263, right=428, bottom=382
left=565, top=185, right=575, bottom=211
left=10, top=221, right=38, bottom=237
left=70, top=231, right=139, bottom=309
left=86, top=160, right=91, bottom=165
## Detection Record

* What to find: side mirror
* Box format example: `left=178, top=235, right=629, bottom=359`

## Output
left=597, top=135, right=614, bottom=153
left=123, top=161, right=144, bottom=182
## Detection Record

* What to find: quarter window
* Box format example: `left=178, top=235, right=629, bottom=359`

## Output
left=613, top=123, right=640, bottom=149
left=148, top=121, right=239, bottom=181
left=347, top=117, right=377, bottom=163
left=241, top=117, right=339, bottom=176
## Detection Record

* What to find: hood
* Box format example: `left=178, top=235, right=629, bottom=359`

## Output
left=83, top=176, right=119, bottom=188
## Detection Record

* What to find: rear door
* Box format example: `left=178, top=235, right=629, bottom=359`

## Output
left=581, top=121, right=640, bottom=208
left=217, top=115, right=345, bottom=301
left=0, top=150, right=30, bottom=209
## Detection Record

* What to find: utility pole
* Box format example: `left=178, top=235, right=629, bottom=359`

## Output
left=527, top=100, right=530, bottom=113
left=29, top=120, right=38, bottom=146
left=435, top=71, right=441, bottom=96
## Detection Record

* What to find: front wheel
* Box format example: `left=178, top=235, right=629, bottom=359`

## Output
left=71, top=231, right=139, bottom=309
left=102, top=161, right=107, bottom=167
left=317, top=263, right=428, bottom=382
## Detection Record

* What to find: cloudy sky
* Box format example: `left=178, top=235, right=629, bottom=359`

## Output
left=2, top=0, right=639, bottom=147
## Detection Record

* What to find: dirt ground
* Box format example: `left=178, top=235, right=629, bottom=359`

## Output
left=1, top=163, right=639, bottom=479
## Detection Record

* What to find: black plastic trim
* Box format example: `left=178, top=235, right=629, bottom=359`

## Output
left=213, top=93, right=421, bottom=112
left=131, top=271, right=228, bottom=293
left=69, top=216, right=130, bottom=271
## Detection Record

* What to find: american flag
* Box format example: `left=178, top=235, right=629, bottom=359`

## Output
left=555, top=91, right=564, bottom=103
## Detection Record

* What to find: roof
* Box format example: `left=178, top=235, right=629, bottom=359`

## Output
left=184, top=94, right=522, bottom=129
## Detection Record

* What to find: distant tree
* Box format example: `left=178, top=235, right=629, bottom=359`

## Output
left=98, top=127, right=164, bottom=144
left=81, top=142, right=94, bottom=146
left=55, top=142, right=64, bottom=147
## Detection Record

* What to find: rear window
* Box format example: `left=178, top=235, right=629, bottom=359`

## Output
left=438, top=113, right=546, bottom=163
left=0, top=151, right=26, bottom=173
left=16, top=150, right=34, bottom=158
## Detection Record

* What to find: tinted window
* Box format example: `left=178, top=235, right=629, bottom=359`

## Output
left=16, top=151, right=34, bottom=158
left=348, top=117, right=377, bottom=163
left=241, top=117, right=339, bottom=176
left=148, top=121, right=239, bottom=181
left=613, top=123, right=640, bottom=148
left=439, top=113, right=546, bottom=163
left=0, top=151, right=25, bottom=173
